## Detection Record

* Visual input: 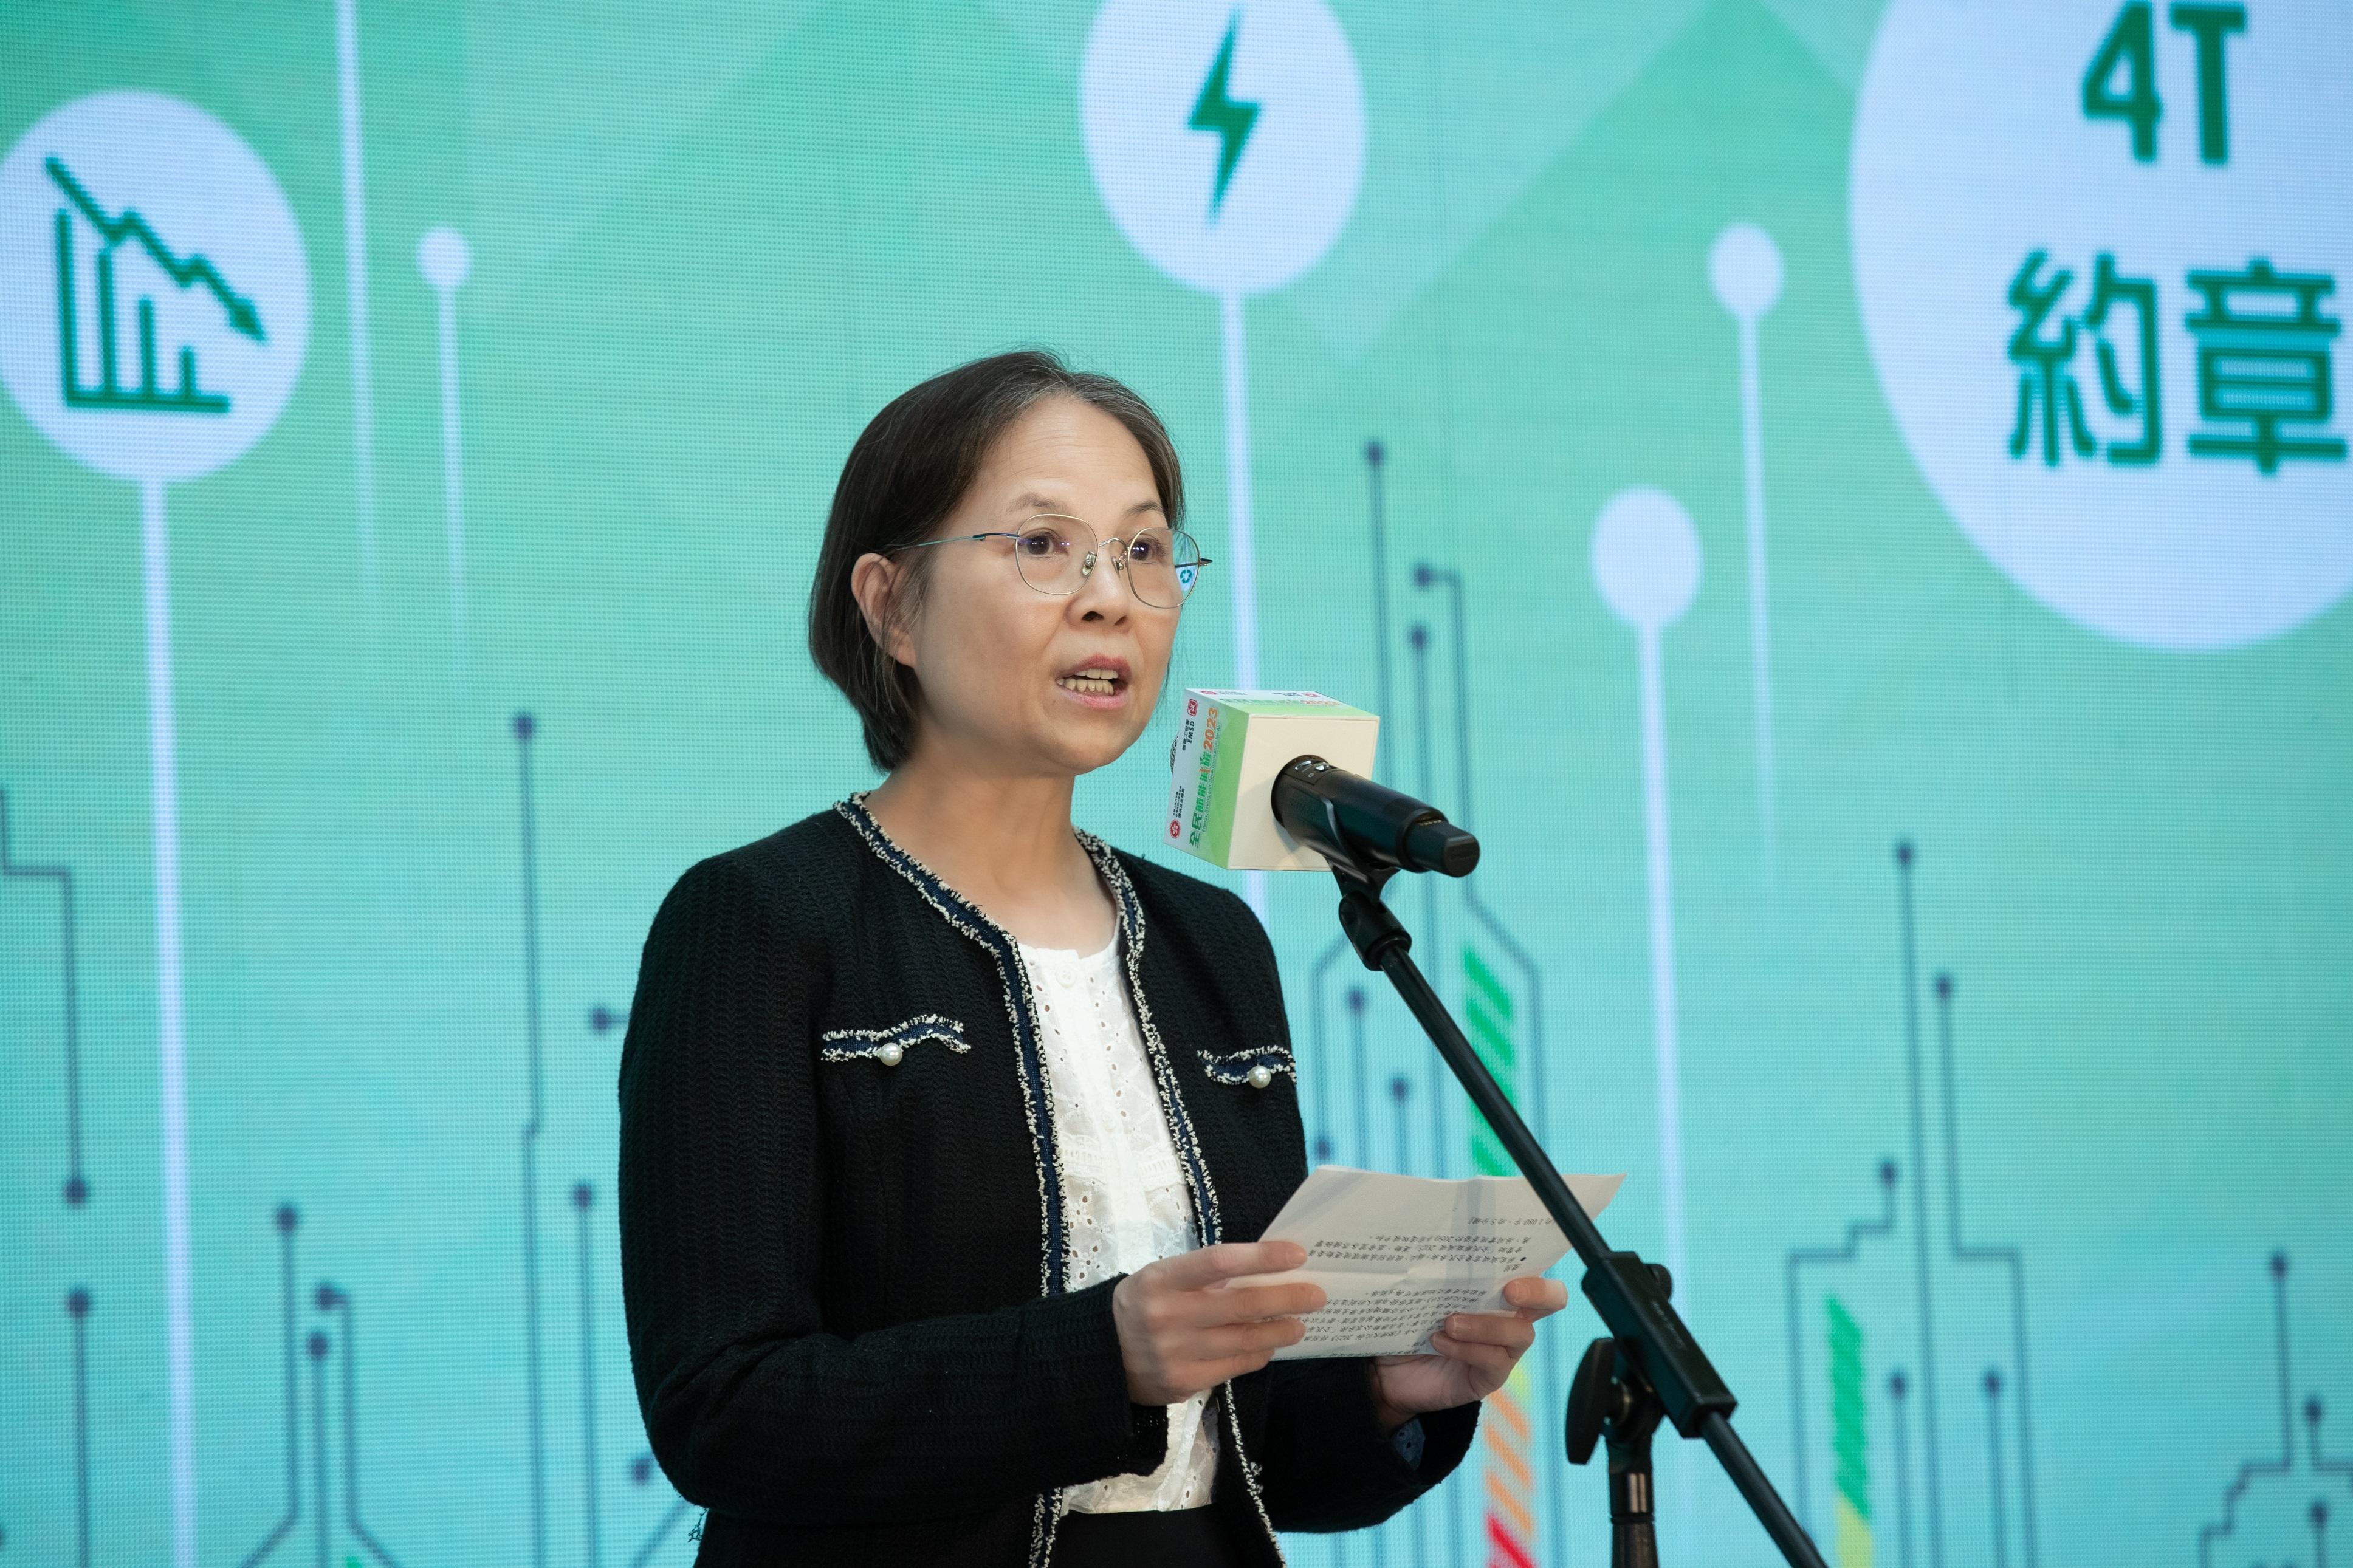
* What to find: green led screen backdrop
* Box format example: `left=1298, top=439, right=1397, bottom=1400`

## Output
left=3, top=2, right=2349, bottom=1564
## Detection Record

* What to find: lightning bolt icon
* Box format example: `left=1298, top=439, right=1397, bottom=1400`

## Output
left=1188, top=14, right=1259, bottom=220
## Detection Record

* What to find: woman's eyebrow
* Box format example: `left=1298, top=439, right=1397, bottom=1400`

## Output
left=1004, top=493, right=1166, bottom=519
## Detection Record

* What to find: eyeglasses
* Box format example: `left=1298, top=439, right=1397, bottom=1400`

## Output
left=885, top=514, right=1211, bottom=609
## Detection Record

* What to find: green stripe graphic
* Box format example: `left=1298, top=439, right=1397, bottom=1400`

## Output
left=1826, top=1294, right=1870, bottom=1522
left=1464, top=944, right=1518, bottom=1176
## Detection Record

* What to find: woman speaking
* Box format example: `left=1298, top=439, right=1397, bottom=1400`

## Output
left=617, top=351, right=1568, bottom=1567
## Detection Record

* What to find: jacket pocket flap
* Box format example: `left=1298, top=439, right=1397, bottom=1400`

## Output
left=819, top=1014, right=969, bottom=1063
left=1197, top=1044, right=1294, bottom=1084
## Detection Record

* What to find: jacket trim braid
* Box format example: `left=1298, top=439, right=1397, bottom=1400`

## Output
left=834, top=796, right=1080, bottom=1568
left=1072, top=832, right=1221, bottom=1247
left=1076, top=833, right=1286, bottom=1562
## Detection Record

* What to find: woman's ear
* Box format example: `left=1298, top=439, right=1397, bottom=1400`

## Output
left=850, top=552, right=916, bottom=667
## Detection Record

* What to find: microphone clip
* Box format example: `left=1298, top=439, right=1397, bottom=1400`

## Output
left=1330, top=860, right=1414, bottom=973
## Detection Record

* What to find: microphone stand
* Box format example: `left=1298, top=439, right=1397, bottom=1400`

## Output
left=1317, top=853, right=1826, bottom=1568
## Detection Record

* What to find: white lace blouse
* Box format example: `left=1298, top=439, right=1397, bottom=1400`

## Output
left=1016, top=936, right=1221, bottom=1515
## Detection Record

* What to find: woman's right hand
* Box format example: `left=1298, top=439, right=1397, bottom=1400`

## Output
left=1111, top=1241, right=1327, bottom=1405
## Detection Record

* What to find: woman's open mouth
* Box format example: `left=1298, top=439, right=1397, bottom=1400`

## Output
left=1054, top=660, right=1130, bottom=704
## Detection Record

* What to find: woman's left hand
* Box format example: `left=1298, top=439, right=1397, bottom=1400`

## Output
left=1368, top=1275, right=1570, bottom=1428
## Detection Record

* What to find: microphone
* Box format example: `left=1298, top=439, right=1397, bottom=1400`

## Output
left=1271, top=755, right=1480, bottom=878
left=1162, top=689, right=1477, bottom=877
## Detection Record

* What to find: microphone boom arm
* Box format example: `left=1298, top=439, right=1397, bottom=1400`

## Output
left=1293, top=764, right=1826, bottom=1568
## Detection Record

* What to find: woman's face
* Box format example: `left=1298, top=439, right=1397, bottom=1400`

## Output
left=871, top=395, right=1181, bottom=779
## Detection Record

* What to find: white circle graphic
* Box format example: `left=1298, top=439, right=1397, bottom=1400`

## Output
left=1709, top=224, right=1784, bottom=323
left=417, top=226, right=472, bottom=292
left=0, top=91, right=310, bottom=483
left=1854, top=2, right=2353, bottom=649
left=1593, top=487, right=1702, bottom=630
left=1081, top=0, right=1364, bottom=298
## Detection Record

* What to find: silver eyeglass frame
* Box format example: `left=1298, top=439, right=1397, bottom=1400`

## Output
left=882, top=513, right=1212, bottom=608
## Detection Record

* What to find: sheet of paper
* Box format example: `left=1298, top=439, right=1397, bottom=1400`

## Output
left=1228, top=1165, right=1625, bottom=1359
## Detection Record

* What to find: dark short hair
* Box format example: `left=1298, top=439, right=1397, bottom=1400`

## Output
left=808, top=349, right=1187, bottom=772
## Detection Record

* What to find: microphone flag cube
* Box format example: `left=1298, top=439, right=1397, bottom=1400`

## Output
left=1163, top=690, right=1379, bottom=871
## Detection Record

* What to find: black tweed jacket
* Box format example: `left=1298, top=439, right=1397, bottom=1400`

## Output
left=616, top=798, right=1480, bottom=1567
